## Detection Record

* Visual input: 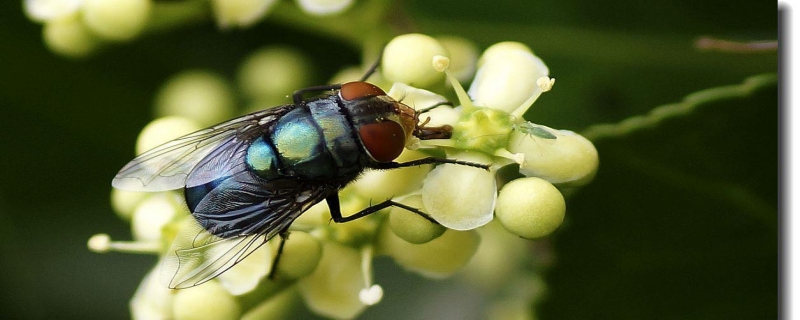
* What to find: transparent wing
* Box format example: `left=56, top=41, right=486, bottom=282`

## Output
left=112, top=106, right=294, bottom=192
left=161, top=182, right=330, bottom=289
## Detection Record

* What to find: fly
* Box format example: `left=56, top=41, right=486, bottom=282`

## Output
left=112, top=61, right=489, bottom=289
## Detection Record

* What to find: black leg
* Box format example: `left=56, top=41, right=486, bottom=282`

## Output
left=292, top=84, right=343, bottom=105
left=267, top=231, right=289, bottom=280
left=372, top=157, right=490, bottom=171
left=325, top=195, right=438, bottom=224
left=359, top=46, right=386, bottom=82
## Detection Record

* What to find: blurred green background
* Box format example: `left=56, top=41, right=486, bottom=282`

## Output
left=0, top=0, right=777, bottom=319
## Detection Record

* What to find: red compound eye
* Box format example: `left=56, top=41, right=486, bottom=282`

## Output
left=340, top=81, right=386, bottom=101
left=358, top=121, right=405, bottom=162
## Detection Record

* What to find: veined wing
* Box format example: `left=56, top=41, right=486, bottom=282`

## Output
left=112, top=106, right=294, bottom=192
left=162, top=174, right=330, bottom=289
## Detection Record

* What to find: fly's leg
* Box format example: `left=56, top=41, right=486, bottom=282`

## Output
left=325, top=195, right=438, bottom=224
left=267, top=231, right=290, bottom=280
left=373, top=157, right=490, bottom=171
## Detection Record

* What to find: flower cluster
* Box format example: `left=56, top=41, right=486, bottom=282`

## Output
left=23, top=0, right=355, bottom=57
left=88, top=33, right=598, bottom=319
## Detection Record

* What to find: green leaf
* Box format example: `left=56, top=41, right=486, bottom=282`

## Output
left=539, top=74, right=777, bottom=319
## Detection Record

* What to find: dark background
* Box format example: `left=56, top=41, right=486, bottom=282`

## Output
left=0, top=0, right=777, bottom=319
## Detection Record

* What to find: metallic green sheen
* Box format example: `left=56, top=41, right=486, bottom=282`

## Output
left=311, top=103, right=360, bottom=170
left=271, top=107, right=335, bottom=178
left=245, top=136, right=279, bottom=178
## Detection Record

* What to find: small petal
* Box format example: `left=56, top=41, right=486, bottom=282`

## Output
left=421, top=151, right=496, bottom=230
left=387, top=82, right=448, bottom=111
left=212, top=0, right=277, bottom=28
left=295, top=0, right=354, bottom=15
left=24, top=0, right=83, bottom=22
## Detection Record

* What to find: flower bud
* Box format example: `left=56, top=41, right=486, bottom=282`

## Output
left=155, top=71, right=236, bottom=127
left=216, top=239, right=272, bottom=295
left=388, top=195, right=446, bottom=244
left=82, top=0, right=151, bottom=41
left=495, top=177, right=565, bottom=239
left=382, top=34, right=447, bottom=88
left=130, top=265, right=174, bottom=320
left=422, top=151, right=496, bottom=230
left=136, top=116, right=202, bottom=155
left=436, top=36, right=478, bottom=82
left=468, top=43, right=548, bottom=113
left=298, top=242, right=368, bottom=319
left=508, top=126, right=598, bottom=186
left=110, top=188, right=149, bottom=221
left=24, top=0, right=82, bottom=22
left=350, top=149, right=432, bottom=203
left=296, top=0, right=354, bottom=15
left=271, top=231, right=322, bottom=279
left=211, top=0, right=277, bottom=28
left=238, top=46, right=312, bottom=102
left=378, top=225, right=480, bottom=278
left=42, top=13, right=100, bottom=57
left=131, top=193, right=183, bottom=241
left=173, top=280, right=241, bottom=320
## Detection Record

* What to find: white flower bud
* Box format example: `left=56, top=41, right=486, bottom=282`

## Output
left=155, top=71, right=236, bottom=127
left=468, top=43, right=548, bottom=113
left=377, top=225, right=480, bottom=278
left=388, top=195, right=446, bottom=244
left=24, top=0, right=82, bottom=22
left=215, top=239, right=272, bottom=295
left=508, top=126, right=598, bottom=186
left=436, top=36, right=479, bottom=82
left=131, top=193, right=181, bottom=241
left=298, top=242, right=368, bottom=319
left=238, top=46, right=311, bottom=102
left=295, top=0, right=354, bottom=15
left=82, top=0, right=151, bottom=41
left=42, top=13, right=100, bottom=57
left=211, top=0, right=277, bottom=28
left=135, top=116, right=202, bottom=155
left=495, top=177, right=566, bottom=239
left=382, top=34, right=447, bottom=88
left=422, top=151, right=496, bottom=230
left=350, top=149, right=433, bottom=202
left=130, top=265, right=174, bottom=320
left=270, top=231, right=322, bottom=279
left=173, top=280, right=241, bottom=320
